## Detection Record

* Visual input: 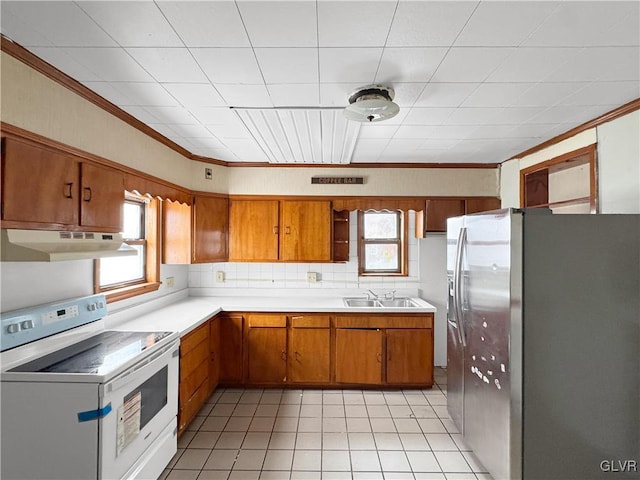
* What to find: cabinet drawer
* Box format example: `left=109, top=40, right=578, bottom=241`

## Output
left=181, top=322, right=209, bottom=354
left=290, top=315, right=330, bottom=328
left=247, top=314, right=286, bottom=327
left=179, top=358, right=209, bottom=400
left=180, top=340, right=209, bottom=380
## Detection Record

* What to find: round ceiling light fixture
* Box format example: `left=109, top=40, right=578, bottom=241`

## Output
left=343, top=84, right=400, bottom=123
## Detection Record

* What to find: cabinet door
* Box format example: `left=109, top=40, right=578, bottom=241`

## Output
left=466, top=198, right=501, bottom=214
left=280, top=201, right=332, bottom=261
left=218, top=314, right=244, bottom=385
left=248, top=327, right=287, bottom=384
left=162, top=200, right=192, bottom=264
left=2, top=137, right=79, bottom=226
left=178, top=323, right=210, bottom=434
left=426, top=199, right=465, bottom=233
left=229, top=200, right=279, bottom=261
left=193, top=195, right=228, bottom=263
left=80, top=162, right=124, bottom=231
left=386, top=329, right=433, bottom=385
left=335, top=329, right=382, bottom=384
left=209, top=317, right=221, bottom=394
left=289, top=327, right=330, bottom=383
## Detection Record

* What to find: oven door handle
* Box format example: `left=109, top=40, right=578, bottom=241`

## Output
left=105, top=341, right=179, bottom=393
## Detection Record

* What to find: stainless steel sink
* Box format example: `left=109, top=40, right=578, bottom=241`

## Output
left=343, top=298, right=382, bottom=307
left=378, top=298, right=419, bottom=308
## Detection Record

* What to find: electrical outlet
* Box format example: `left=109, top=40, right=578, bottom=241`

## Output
left=307, top=272, right=318, bottom=283
left=215, top=271, right=225, bottom=283
left=205, top=167, right=213, bottom=180
left=166, top=276, right=175, bottom=288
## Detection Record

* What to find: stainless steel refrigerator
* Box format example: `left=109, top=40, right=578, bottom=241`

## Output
left=446, top=208, right=639, bottom=480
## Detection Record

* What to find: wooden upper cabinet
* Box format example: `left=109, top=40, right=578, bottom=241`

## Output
left=425, top=199, right=466, bottom=233
left=193, top=195, right=228, bottom=263
left=229, top=199, right=280, bottom=261
left=280, top=200, right=332, bottom=261
left=162, top=200, right=192, bottom=264
left=1, top=137, right=123, bottom=232
left=466, top=197, right=501, bottom=214
left=79, top=162, right=124, bottom=231
left=2, top=137, right=79, bottom=227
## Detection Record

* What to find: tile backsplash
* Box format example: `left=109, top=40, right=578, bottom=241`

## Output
left=188, top=211, right=420, bottom=293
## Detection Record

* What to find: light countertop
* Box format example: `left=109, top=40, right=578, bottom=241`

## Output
left=109, top=295, right=436, bottom=337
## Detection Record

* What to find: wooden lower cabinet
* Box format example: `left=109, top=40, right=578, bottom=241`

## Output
left=386, top=328, right=433, bottom=385
left=335, top=328, right=383, bottom=385
left=218, top=313, right=244, bottom=385
left=178, top=322, right=210, bottom=435
left=247, top=314, right=287, bottom=384
left=289, top=314, right=330, bottom=383
left=209, top=316, right=221, bottom=393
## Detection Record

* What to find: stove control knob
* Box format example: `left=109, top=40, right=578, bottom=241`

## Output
left=88, top=303, right=97, bottom=311
left=21, top=320, right=34, bottom=330
left=6, top=323, right=21, bottom=334
left=97, top=301, right=105, bottom=309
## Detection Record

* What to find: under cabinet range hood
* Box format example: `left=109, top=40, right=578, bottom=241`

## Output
left=1, top=229, right=137, bottom=262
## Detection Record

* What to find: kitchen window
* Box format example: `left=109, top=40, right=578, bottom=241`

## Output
left=358, top=210, right=407, bottom=275
left=94, top=193, right=160, bottom=302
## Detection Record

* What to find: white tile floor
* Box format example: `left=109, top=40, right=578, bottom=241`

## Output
left=161, top=368, right=493, bottom=480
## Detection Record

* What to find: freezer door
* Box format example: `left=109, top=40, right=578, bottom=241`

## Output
left=446, top=216, right=465, bottom=431
left=462, top=209, right=520, bottom=480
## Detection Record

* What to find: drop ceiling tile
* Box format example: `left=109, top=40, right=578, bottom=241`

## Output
left=112, top=82, right=181, bottom=106
left=1, top=7, right=53, bottom=46
left=420, top=125, right=479, bottom=140
left=528, top=105, right=596, bottom=125
left=432, top=48, right=514, bottom=82
left=461, top=83, right=536, bottom=107
left=508, top=82, right=588, bottom=107
left=142, top=106, right=197, bottom=124
left=120, top=106, right=164, bottom=124
left=255, top=48, right=318, bottom=84
left=191, top=48, right=263, bottom=84
left=266, top=84, right=320, bottom=107
left=393, top=126, right=436, bottom=140
left=157, top=1, right=250, bottom=47
left=418, top=138, right=460, bottom=149
left=486, top=107, right=547, bottom=125
left=443, top=108, right=504, bottom=126
left=189, top=107, right=239, bottom=125
left=182, top=136, right=227, bottom=149
left=78, top=1, right=182, bottom=47
left=223, top=139, right=270, bottom=162
left=61, top=48, right=155, bottom=82
left=126, top=48, right=208, bottom=83
left=215, top=84, right=272, bottom=107
left=455, top=2, right=558, bottom=47
left=376, top=48, right=448, bottom=83
left=83, top=81, right=136, bottom=105
left=319, top=83, right=363, bottom=106
left=206, top=123, right=252, bottom=140
left=558, top=81, right=640, bottom=106
left=163, top=83, right=225, bottom=107
left=386, top=1, right=477, bottom=47
left=385, top=138, right=427, bottom=150
left=237, top=1, right=317, bottom=47
left=523, top=1, right=639, bottom=47
left=317, top=1, right=396, bottom=47
left=486, top=47, right=576, bottom=82
left=358, top=125, right=399, bottom=139
left=350, top=151, right=383, bottom=163
left=467, top=125, right=518, bottom=140
left=403, top=108, right=455, bottom=126
left=548, top=46, right=640, bottom=82
left=354, top=139, right=391, bottom=153
left=319, top=48, right=383, bottom=84
left=391, top=83, right=427, bottom=107
left=148, top=123, right=181, bottom=138
left=603, top=11, right=640, bottom=46
left=414, top=83, right=479, bottom=107
left=32, top=47, right=103, bottom=81
left=1, top=1, right=116, bottom=47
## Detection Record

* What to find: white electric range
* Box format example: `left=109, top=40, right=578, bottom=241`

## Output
left=1, top=294, right=180, bottom=480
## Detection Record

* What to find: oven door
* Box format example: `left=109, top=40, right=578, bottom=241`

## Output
left=99, top=340, right=179, bottom=480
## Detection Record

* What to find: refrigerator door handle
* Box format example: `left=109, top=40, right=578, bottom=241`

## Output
left=453, top=227, right=468, bottom=347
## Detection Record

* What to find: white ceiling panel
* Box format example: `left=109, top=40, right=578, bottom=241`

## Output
left=2, top=0, right=638, bottom=165
left=62, top=47, right=155, bottom=82
left=432, top=48, right=514, bottom=82
left=386, top=1, right=477, bottom=47
left=191, top=48, right=263, bottom=84
left=157, top=1, right=250, bottom=47
left=376, top=47, right=448, bottom=83
left=78, top=1, right=181, bottom=47
left=126, top=48, right=208, bottom=83
left=319, top=48, right=383, bottom=84
left=255, top=48, right=319, bottom=84
left=163, top=83, right=225, bottom=107
left=454, top=1, right=559, bottom=47
left=2, top=1, right=116, bottom=47
left=317, top=1, right=397, bottom=47
left=237, top=1, right=317, bottom=47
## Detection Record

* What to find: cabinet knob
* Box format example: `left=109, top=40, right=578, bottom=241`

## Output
left=83, top=187, right=92, bottom=202
left=376, top=353, right=382, bottom=364
left=281, top=351, right=287, bottom=361
left=273, top=226, right=279, bottom=235
left=64, top=182, right=73, bottom=199
left=285, top=226, right=291, bottom=235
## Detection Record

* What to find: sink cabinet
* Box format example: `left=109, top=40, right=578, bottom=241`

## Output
left=335, top=328, right=383, bottom=384
left=246, top=314, right=287, bottom=384
left=288, top=315, right=331, bottom=384
left=386, top=328, right=433, bottom=385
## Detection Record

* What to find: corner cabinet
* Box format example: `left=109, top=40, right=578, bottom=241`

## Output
left=1, top=137, right=123, bottom=232
left=229, top=199, right=331, bottom=262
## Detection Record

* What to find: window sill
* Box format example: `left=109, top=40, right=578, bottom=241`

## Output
left=359, top=272, right=408, bottom=277
left=102, top=281, right=161, bottom=304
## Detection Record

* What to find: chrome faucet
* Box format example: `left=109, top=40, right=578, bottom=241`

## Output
left=366, top=289, right=378, bottom=300
left=384, top=289, right=397, bottom=300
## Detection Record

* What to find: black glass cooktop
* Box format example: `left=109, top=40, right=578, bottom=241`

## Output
left=10, top=331, right=173, bottom=375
